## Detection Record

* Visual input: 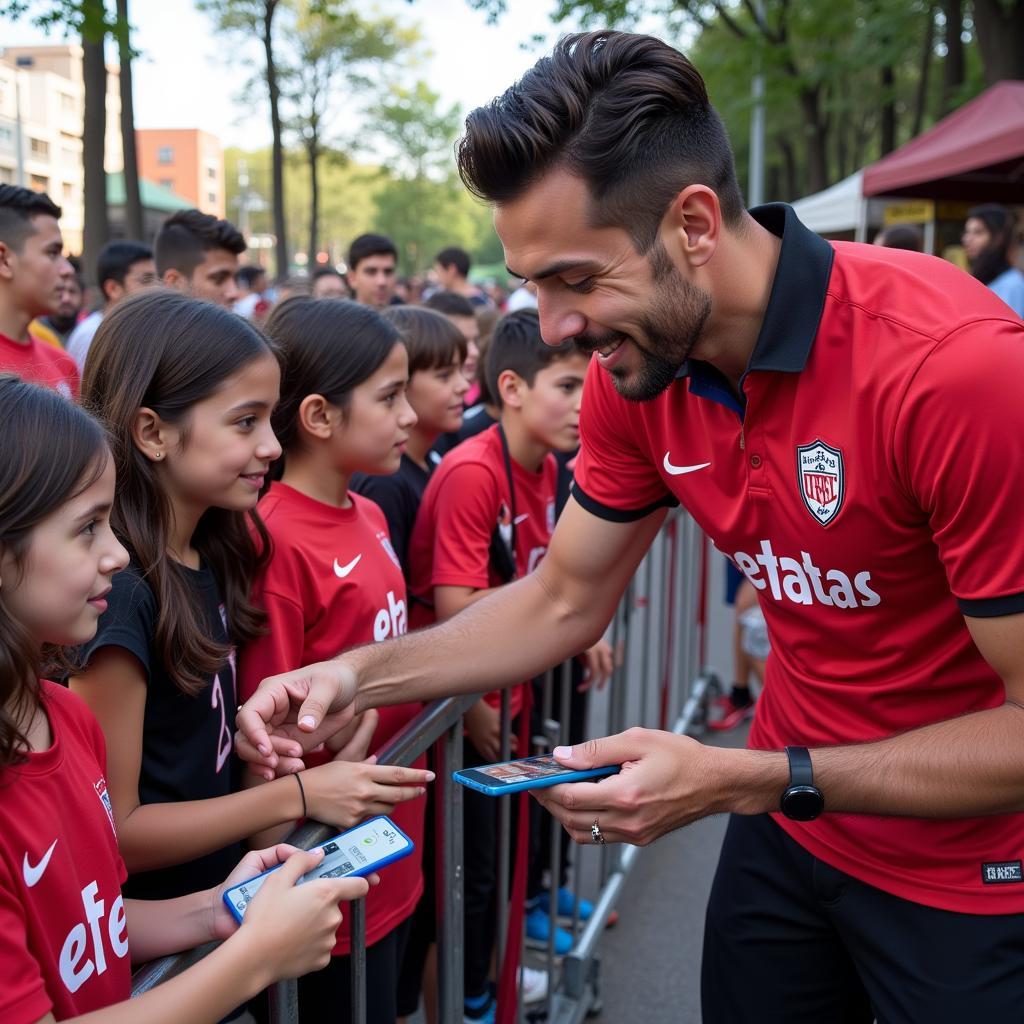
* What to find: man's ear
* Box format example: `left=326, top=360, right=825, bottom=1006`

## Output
left=132, top=406, right=173, bottom=462
left=161, top=268, right=190, bottom=294
left=298, top=393, right=338, bottom=440
left=103, top=279, right=125, bottom=304
left=0, top=240, right=16, bottom=282
left=497, top=369, right=526, bottom=410
left=663, top=185, right=722, bottom=270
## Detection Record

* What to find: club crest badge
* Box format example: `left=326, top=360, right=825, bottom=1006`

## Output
left=796, top=440, right=844, bottom=526
left=376, top=530, right=402, bottom=570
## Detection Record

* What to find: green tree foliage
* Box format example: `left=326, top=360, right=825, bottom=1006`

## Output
left=468, top=0, right=1011, bottom=200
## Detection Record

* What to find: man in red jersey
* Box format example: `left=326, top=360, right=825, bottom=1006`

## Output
left=0, top=185, right=78, bottom=397
left=239, top=33, right=1024, bottom=1023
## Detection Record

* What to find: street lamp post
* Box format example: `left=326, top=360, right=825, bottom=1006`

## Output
left=14, top=56, right=34, bottom=188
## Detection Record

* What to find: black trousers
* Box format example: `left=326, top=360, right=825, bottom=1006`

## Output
left=297, top=917, right=412, bottom=1024
left=702, top=813, right=1024, bottom=1024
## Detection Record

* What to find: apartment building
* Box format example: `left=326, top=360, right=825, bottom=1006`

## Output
left=0, top=44, right=123, bottom=254
left=137, top=128, right=225, bottom=218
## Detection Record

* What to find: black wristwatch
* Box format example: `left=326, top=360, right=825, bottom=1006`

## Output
left=780, top=746, right=824, bottom=821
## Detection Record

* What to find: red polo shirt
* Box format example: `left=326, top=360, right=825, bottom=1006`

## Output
left=573, top=204, right=1024, bottom=914
left=0, top=332, right=79, bottom=398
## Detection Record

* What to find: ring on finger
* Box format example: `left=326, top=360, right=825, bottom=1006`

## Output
left=591, top=820, right=606, bottom=845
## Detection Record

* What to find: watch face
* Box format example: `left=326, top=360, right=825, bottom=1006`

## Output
left=782, top=786, right=824, bottom=822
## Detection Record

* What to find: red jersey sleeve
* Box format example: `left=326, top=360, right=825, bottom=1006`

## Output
left=430, top=461, right=502, bottom=590
left=0, top=859, right=50, bottom=1024
left=894, top=317, right=1024, bottom=615
left=239, top=549, right=309, bottom=703
left=572, top=358, right=676, bottom=521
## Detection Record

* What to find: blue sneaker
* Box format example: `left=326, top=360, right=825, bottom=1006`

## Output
left=463, top=991, right=495, bottom=1024
left=525, top=906, right=573, bottom=955
left=547, top=886, right=594, bottom=922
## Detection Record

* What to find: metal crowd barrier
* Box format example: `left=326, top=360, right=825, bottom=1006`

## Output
left=131, top=507, right=719, bottom=1023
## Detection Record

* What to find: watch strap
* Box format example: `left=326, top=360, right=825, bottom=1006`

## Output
left=785, top=745, right=814, bottom=788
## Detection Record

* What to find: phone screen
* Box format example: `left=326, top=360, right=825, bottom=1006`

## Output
left=472, top=754, right=585, bottom=787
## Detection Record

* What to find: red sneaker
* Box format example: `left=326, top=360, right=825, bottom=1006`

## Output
left=706, top=694, right=755, bottom=731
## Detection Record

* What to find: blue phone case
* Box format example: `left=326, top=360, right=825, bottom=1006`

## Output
left=453, top=755, right=620, bottom=796
left=222, top=815, right=414, bottom=925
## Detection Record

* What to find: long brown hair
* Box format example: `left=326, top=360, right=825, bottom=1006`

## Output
left=81, top=291, right=273, bottom=696
left=0, top=375, right=109, bottom=770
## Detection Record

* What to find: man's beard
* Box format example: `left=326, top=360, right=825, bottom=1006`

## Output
left=575, top=243, right=711, bottom=403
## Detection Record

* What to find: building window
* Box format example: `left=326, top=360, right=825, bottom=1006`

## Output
left=30, top=138, right=50, bottom=159
left=0, top=127, right=13, bottom=148
left=0, top=166, right=14, bottom=185
left=208, top=191, right=217, bottom=205
left=60, top=92, right=75, bottom=112
left=207, top=165, right=217, bottom=179
left=158, top=146, right=174, bottom=165
left=30, top=174, right=49, bottom=193
left=159, top=178, right=174, bottom=190
left=62, top=181, right=74, bottom=203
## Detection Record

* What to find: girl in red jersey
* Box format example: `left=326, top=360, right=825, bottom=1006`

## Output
left=66, top=292, right=430, bottom=911
left=241, top=297, right=422, bottom=1024
left=0, top=375, right=371, bottom=1024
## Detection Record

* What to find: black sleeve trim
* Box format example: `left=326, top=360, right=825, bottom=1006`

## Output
left=570, top=482, right=678, bottom=523
left=958, top=592, right=1024, bottom=618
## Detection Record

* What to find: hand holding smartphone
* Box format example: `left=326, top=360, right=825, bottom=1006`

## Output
left=453, top=753, right=620, bottom=796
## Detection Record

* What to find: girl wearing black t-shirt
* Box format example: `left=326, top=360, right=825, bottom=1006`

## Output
left=69, top=291, right=431, bottom=905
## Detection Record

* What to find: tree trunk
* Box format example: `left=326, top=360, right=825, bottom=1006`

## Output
left=798, top=85, right=829, bottom=193
left=116, top=0, right=143, bottom=240
left=81, top=0, right=109, bottom=281
left=880, top=65, right=897, bottom=155
left=939, top=0, right=964, bottom=115
left=973, top=0, right=1024, bottom=85
left=308, top=138, right=319, bottom=267
left=912, top=6, right=935, bottom=137
left=262, top=0, right=288, bottom=281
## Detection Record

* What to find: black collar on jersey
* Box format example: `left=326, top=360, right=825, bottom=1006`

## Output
left=674, top=202, right=835, bottom=381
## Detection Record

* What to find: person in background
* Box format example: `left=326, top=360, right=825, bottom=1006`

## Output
left=275, top=274, right=312, bottom=303
left=311, top=265, right=349, bottom=299
left=433, top=246, right=490, bottom=307
left=506, top=277, right=538, bottom=312
left=31, top=262, right=84, bottom=348
left=962, top=203, right=1024, bottom=317
left=346, top=233, right=399, bottom=309
left=66, top=240, right=157, bottom=370
left=155, top=208, right=247, bottom=308
left=234, top=264, right=270, bottom=321
left=424, top=290, right=481, bottom=388
left=873, top=224, right=923, bottom=252
left=0, top=185, right=78, bottom=396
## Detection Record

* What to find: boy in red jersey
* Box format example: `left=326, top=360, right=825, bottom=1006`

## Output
left=406, top=309, right=590, bottom=1021
left=0, top=185, right=78, bottom=397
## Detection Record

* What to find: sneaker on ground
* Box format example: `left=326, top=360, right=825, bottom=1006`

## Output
left=525, top=906, right=573, bottom=955
left=463, top=994, right=496, bottom=1024
left=706, top=693, right=755, bottom=732
left=519, top=966, right=549, bottom=1004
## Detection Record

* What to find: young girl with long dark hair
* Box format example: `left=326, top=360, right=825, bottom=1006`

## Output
left=241, top=297, right=423, bottom=1024
left=0, top=374, right=368, bottom=1024
left=69, top=290, right=430, bottom=906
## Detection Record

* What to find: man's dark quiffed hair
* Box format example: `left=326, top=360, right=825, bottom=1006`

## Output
left=457, top=31, right=745, bottom=253
left=154, top=208, right=246, bottom=278
left=347, top=233, right=397, bottom=271
left=97, top=240, right=153, bottom=292
left=436, top=246, right=471, bottom=278
left=425, top=290, right=475, bottom=319
left=0, top=185, right=62, bottom=251
left=485, top=308, right=580, bottom=409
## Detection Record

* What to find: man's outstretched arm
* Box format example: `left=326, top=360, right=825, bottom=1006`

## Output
left=236, top=499, right=667, bottom=768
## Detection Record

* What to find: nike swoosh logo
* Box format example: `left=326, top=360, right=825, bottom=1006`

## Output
left=663, top=453, right=711, bottom=476
left=333, top=554, right=362, bottom=579
left=23, top=838, right=58, bottom=888
left=513, top=513, right=530, bottom=525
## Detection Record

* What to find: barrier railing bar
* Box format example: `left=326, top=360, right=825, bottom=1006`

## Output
left=496, top=685, right=513, bottom=978
left=349, top=899, right=367, bottom=1024
left=437, top=718, right=465, bottom=1024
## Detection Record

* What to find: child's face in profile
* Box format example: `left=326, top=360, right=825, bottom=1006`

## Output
left=519, top=353, right=589, bottom=453
left=2, top=456, right=128, bottom=647
left=406, top=359, right=470, bottom=438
